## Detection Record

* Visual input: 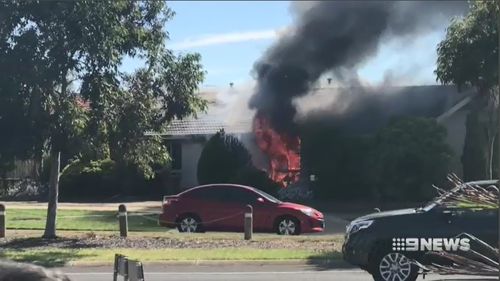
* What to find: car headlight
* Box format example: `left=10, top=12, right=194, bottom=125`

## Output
left=346, top=220, right=373, bottom=234
left=300, top=208, right=314, bottom=217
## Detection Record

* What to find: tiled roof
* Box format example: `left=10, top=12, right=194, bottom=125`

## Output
left=164, top=117, right=226, bottom=136
left=159, top=106, right=254, bottom=137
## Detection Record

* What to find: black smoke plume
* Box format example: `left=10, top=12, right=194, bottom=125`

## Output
left=249, top=1, right=468, bottom=134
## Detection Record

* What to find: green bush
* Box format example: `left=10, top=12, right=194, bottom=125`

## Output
left=197, top=130, right=252, bottom=184
left=60, top=158, right=162, bottom=200
left=197, top=130, right=280, bottom=196
left=301, top=127, right=373, bottom=201
left=302, top=117, right=453, bottom=202
left=366, top=117, right=453, bottom=202
left=60, top=159, right=119, bottom=200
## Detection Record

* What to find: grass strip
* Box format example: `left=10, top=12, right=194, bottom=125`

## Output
left=0, top=248, right=342, bottom=267
left=7, top=209, right=162, bottom=232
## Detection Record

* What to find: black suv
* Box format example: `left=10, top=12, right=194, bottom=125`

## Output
left=342, top=180, right=498, bottom=281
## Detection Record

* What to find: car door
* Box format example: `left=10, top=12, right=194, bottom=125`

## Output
left=187, top=186, right=232, bottom=231
left=191, top=185, right=249, bottom=232
left=252, top=196, right=277, bottom=232
left=214, top=187, right=250, bottom=232
left=221, top=187, right=276, bottom=232
left=447, top=208, right=498, bottom=247
left=247, top=191, right=276, bottom=232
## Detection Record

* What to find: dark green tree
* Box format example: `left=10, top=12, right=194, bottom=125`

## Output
left=367, top=117, right=453, bottom=202
left=435, top=1, right=499, bottom=180
left=301, top=125, right=373, bottom=200
left=197, top=130, right=252, bottom=185
left=0, top=1, right=206, bottom=238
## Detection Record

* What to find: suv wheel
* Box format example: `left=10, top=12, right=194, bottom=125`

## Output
left=177, top=215, right=201, bottom=233
left=371, top=251, right=418, bottom=281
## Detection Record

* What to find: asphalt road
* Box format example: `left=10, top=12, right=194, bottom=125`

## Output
left=61, top=264, right=495, bottom=281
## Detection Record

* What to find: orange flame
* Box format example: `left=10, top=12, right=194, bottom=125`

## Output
left=253, top=111, right=301, bottom=187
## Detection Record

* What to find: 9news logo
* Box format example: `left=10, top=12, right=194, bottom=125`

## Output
left=392, top=237, right=470, bottom=252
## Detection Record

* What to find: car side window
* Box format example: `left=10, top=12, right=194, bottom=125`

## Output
left=186, top=187, right=222, bottom=201
left=211, top=187, right=233, bottom=202
left=186, top=186, right=259, bottom=203
left=449, top=208, right=497, bottom=219
left=184, top=188, right=206, bottom=199
left=225, top=188, right=258, bottom=204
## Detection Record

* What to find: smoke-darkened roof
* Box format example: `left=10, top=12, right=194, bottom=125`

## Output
left=162, top=85, right=473, bottom=137
left=300, top=84, right=472, bottom=118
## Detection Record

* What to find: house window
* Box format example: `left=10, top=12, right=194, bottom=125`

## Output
left=167, top=141, right=182, bottom=170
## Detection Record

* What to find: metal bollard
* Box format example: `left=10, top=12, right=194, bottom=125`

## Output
left=113, top=253, right=145, bottom=281
left=244, top=204, right=253, bottom=240
left=118, top=204, right=128, bottom=238
left=0, top=204, right=5, bottom=238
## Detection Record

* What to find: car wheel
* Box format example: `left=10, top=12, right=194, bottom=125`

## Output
left=276, top=217, right=300, bottom=235
left=177, top=215, right=201, bottom=233
left=370, top=251, right=418, bottom=281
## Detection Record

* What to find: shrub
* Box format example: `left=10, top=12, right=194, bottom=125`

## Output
left=366, top=117, right=453, bottom=202
left=301, top=117, right=453, bottom=202
left=197, top=130, right=252, bottom=184
left=60, top=159, right=120, bottom=200
left=60, top=157, right=171, bottom=201
left=301, top=126, right=373, bottom=200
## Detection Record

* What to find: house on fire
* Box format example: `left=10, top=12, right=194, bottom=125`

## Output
left=157, top=84, right=474, bottom=192
left=154, top=90, right=263, bottom=192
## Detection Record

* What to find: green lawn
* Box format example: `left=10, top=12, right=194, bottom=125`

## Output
left=0, top=248, right=342, bottom=267
left=7, top=209, right=163, bottom=232
left=3, top=209, right=344, bottom=267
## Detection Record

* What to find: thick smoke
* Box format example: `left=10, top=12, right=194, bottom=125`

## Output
left=249, top=1, right=468, bottom=134
left=295, top=85, right=473, bottom=135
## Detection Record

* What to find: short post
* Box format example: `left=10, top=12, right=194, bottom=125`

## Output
left=0, top=204, right=5, bottom=238
left=118, top=204, right=128, bottom=238
left=114, top=254, right=129, bottom=281
left=244, top=204, right=253, bottom=240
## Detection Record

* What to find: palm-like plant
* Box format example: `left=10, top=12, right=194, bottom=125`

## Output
left=432, top=174, right=498, bottom=210
left=414, top=174, right=498, bottom=277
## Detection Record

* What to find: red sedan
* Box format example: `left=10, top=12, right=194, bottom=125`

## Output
left=159, top=184, right=324, bottom=235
